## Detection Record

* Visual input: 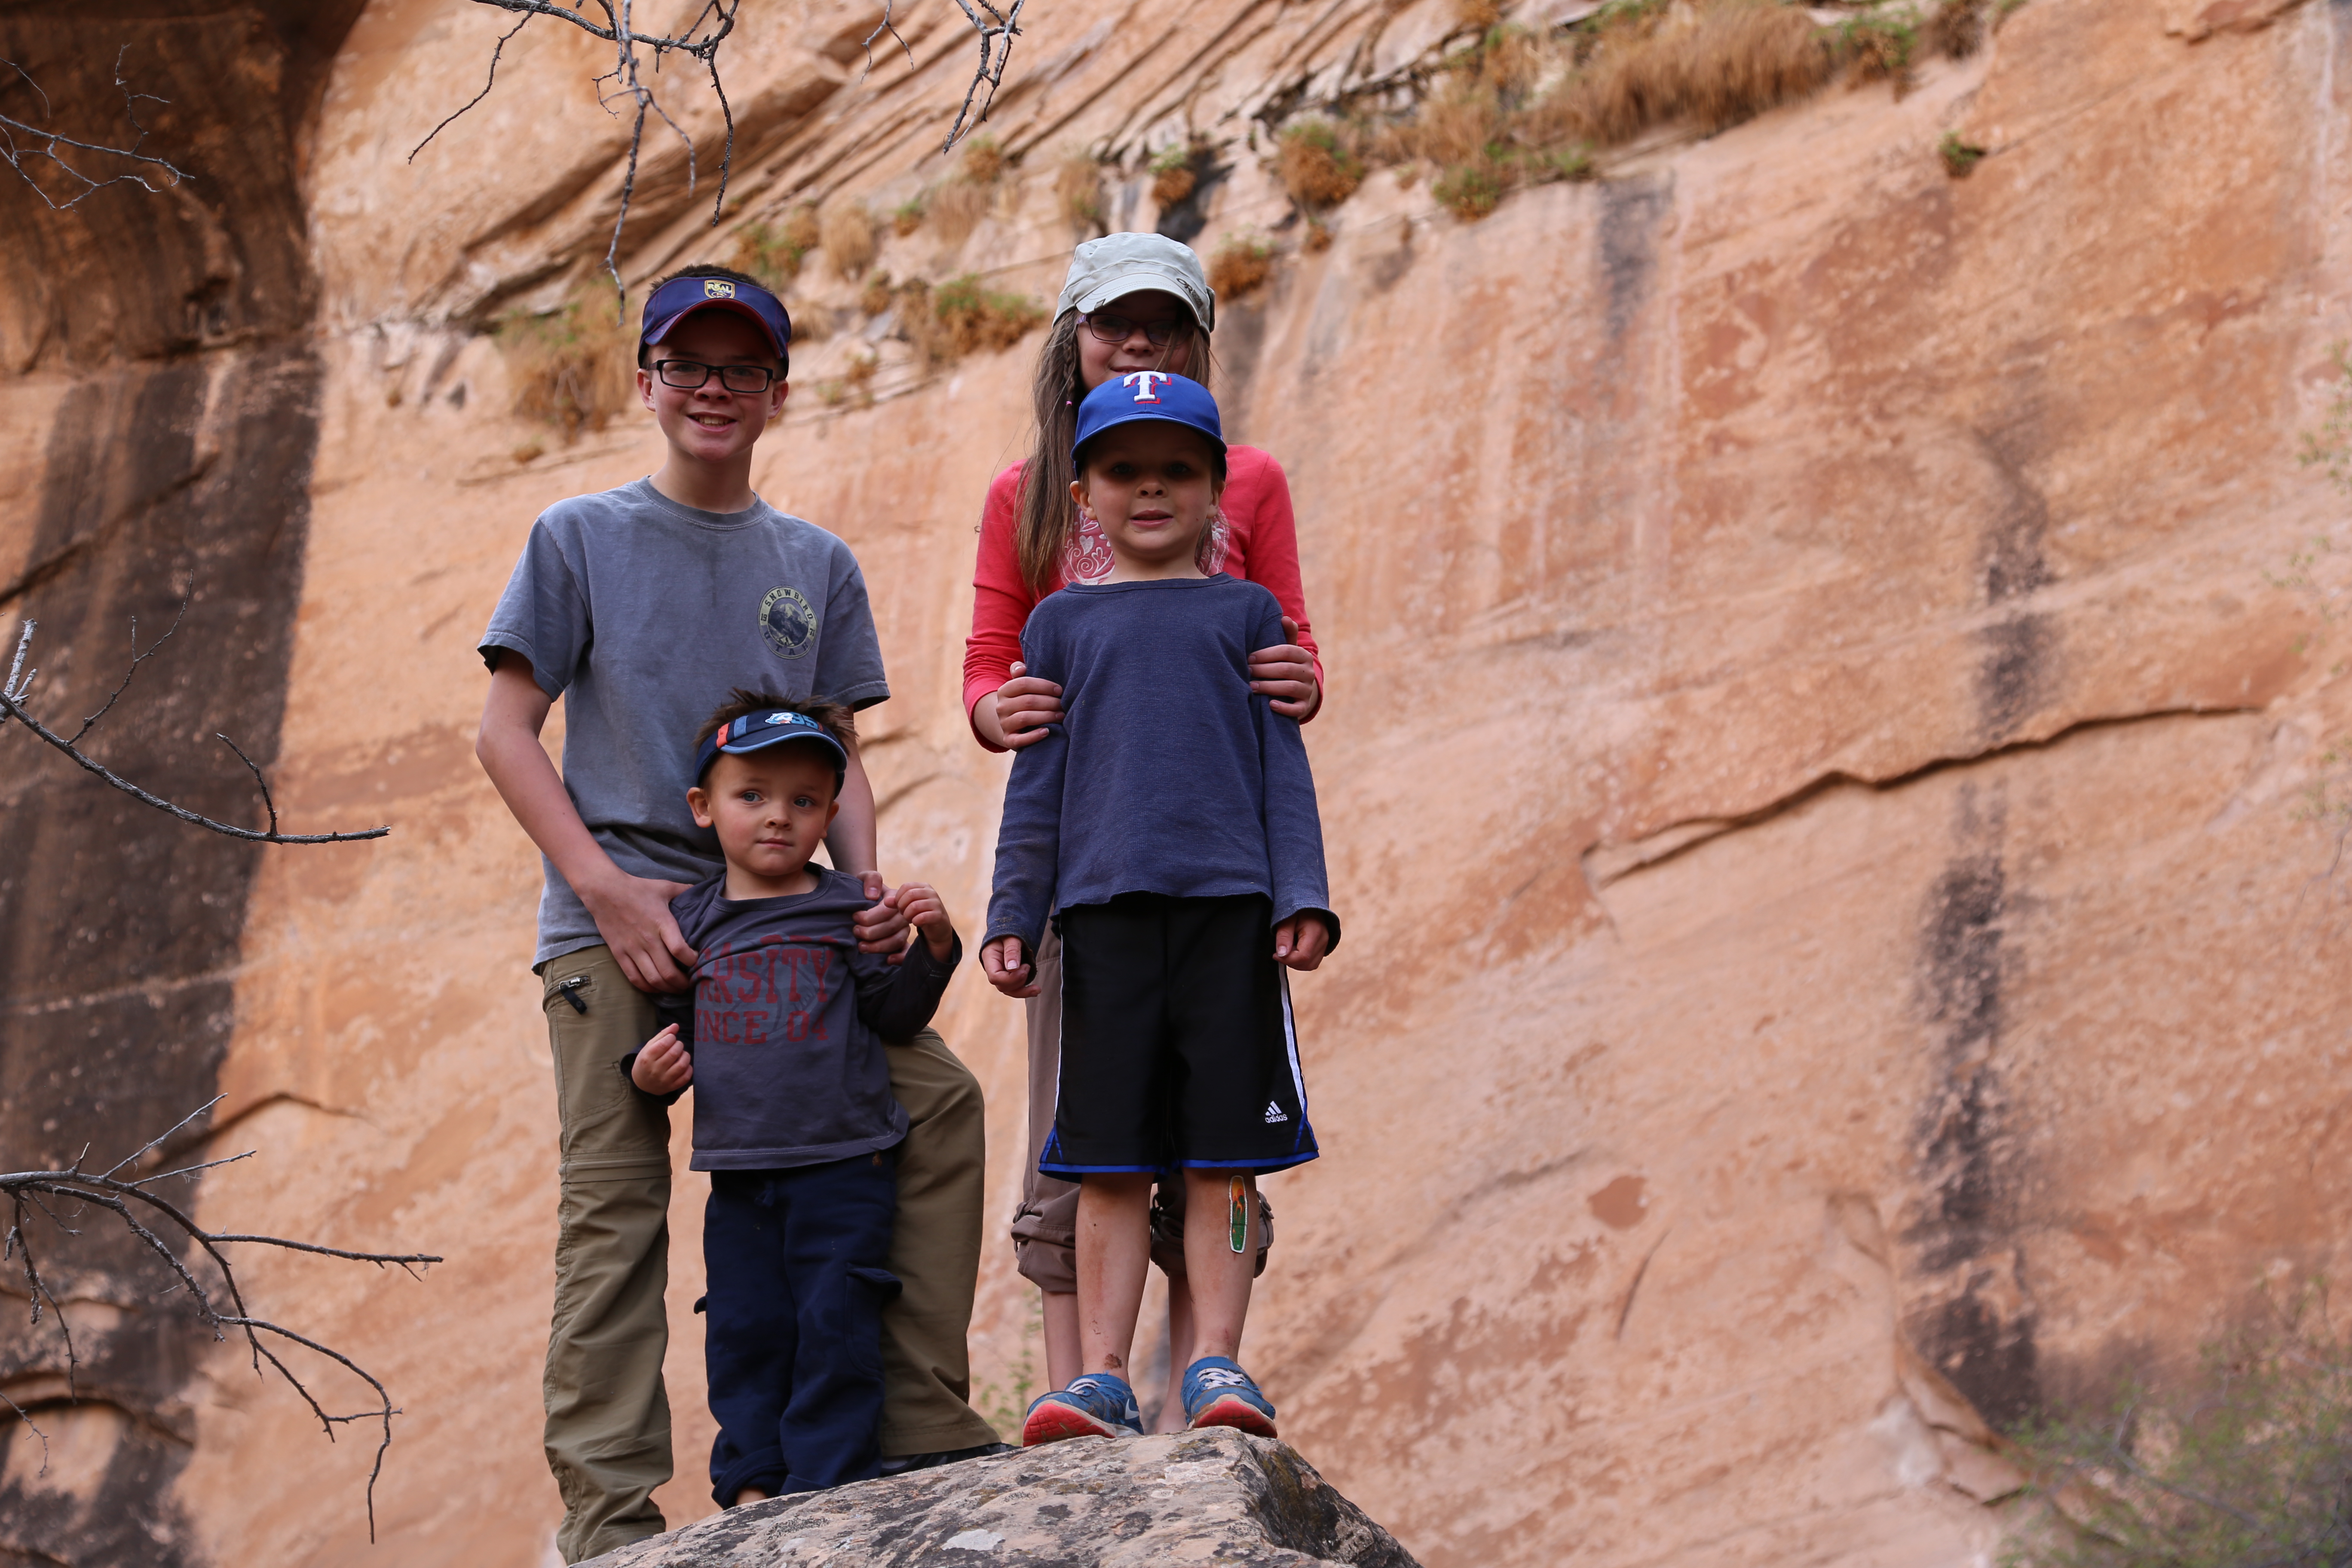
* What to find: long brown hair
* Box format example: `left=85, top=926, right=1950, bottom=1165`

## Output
left=1012, top=309, right=1216, bottom=593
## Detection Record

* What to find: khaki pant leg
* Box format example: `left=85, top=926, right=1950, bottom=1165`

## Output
left=879, top=1028, right=1002, bottom=1455
left=1007, top=925, right=1081, bottom=1293
left=538, top=947, right=673, bottom=1564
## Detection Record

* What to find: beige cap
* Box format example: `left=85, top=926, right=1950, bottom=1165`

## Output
left=1054, top=232, right=1215, bottom=331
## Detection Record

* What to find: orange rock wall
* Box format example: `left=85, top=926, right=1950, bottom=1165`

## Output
left=9, top=0, right=2352, bottom=1563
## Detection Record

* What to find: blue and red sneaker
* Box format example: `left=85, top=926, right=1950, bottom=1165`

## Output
left=1021, top=1373, right=1144, bottom=1446
left=1181, top=1357, right=1278, bottom=1438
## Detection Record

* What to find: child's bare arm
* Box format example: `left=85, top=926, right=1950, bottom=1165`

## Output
left=477, top=659, right=696, bottom=992
left=629, top=1024, right=693, bottom=1095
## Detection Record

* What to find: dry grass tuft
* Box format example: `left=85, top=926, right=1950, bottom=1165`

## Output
left=928, top=180, right=990, bottom=247
left=732, top=205, right=822, bottom=289
left=891, top=195, right=927, bottom=236
left=1303, top=217, right=1334, bottom=253
left=959, top=135, right=1008, bottom=186
left=1839, top=10, right=1917, bottom=93
left=1207, top=233, right=1274, bottom=299
left=1938, top=130, right=1986, bottom=177
left=499, top=289, right=639, bottom=441
left=1276, top=119, right=1365, bottom=210
left=922, top=274, right=1046, bottom=362
left=1056, top=150, right=1106, bottom=234
left=819, top=197, right=877, bottom=278
left=1567, top=0, right=1834, bottom=144
left=1433, top=159, right=1507, bottom=220
left=858, top=270, right=895, bottom=317
left=1149, top=143, right=1199, bottom=208
left=1454, top=0, right=1503, bottom=31
left=1409, top=77, right=1510, bottom=167
left=1930, top=0, right=1983, bottom=57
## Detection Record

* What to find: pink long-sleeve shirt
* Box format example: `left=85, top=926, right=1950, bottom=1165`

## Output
left=962, top=445, right=1323, bottom=750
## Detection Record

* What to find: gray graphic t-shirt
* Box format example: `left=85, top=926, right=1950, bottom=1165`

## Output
left=480, top=478, right=889, bottom=965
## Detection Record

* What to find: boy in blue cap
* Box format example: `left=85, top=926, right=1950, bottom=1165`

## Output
left=477, top=266, right=1000, bottom=1562
left=980, top=371, right=1338, bottom=1445
left=624, top=694, right=962, bottom=1504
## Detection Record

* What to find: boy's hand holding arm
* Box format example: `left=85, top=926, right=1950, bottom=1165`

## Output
left=897, top=882, right=959, bottom=962
left=477, top=660, right=697, bottom=992
left=854, top=881, right=964, bottom=1039
left=627, top=1023, right=694, bottom=1096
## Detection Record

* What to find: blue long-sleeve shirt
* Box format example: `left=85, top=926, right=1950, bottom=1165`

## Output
left=984, top=574, right=1336, bottom=953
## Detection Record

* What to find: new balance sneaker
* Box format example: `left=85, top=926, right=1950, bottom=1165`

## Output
left=1021, top=1374, right=1144, bottom=1446
left=1181, top=1357, right=1278, bottom=1438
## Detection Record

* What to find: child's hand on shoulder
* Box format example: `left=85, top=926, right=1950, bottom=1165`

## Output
left=1274, top=913, right=1332, bottom=972
left=631, top=1024, right=693, bottom=1095
left=981, top=936, right=1041, bottom=998
left=897, top=882, right=958, bottom=962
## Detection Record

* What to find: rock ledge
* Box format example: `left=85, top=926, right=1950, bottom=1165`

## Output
left=582, top=1427, right=1421, bottom=1567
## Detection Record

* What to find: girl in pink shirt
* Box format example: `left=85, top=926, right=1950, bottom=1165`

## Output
left=964, top=233, right=1325, bottom=1428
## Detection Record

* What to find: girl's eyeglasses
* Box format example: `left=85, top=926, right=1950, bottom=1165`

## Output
left=1081, top=312, right=1184, bottom=347
left=652, top=359, right=779, bottom=392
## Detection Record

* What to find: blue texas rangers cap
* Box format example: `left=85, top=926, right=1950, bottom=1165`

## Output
left=694, top=708, right=849, bottom=785
left=641, top=273, right=793, bottom=366
left=1072, top=371, right=1226, bottom=468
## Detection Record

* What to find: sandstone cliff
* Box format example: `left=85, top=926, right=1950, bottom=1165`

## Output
left=4, top=0, right=2351, bottom=1565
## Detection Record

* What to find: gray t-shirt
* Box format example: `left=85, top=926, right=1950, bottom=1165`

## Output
left=480, top=478, right=889, bottom=966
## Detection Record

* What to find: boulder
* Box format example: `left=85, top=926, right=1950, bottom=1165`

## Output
left=580, top=1429, right=1420, bottom=1568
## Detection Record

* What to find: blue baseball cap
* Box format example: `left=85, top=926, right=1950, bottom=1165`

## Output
left=693, top=708, right=849, bottom=786
left=1072, top=372, right=1226, bottom=469
left=641, top=273, right=792, bottom=367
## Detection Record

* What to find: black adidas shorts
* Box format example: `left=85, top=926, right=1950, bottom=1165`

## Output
left=1039, top=892, right=1318, bottom=1177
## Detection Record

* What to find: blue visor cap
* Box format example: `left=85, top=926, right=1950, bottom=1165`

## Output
left=694, top=710, right=850, bottom=786
left=1072, top=372, right=1225, bottom=469
left=641, top=274, right=792, bottom=364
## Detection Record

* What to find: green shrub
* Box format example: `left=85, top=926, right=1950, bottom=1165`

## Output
left=1939, top=130, right=1987, bottom=177
left=2003, top=1295, right=2352, bottom=1568
left=1433, top=156, right=1508, bottom=219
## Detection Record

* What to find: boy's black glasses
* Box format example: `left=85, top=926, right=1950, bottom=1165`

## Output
left=653, top=359, right=778, bottom=393
left=1081, top=312, right=1182, bottom=347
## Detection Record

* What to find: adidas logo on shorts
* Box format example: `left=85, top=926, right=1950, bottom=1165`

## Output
left=1263, top=1101, right=1287, bottom=1124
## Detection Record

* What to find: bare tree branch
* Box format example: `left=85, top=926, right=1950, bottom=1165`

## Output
left=1, top=617, right=390, bottom=845
left=426, top=0, right=1030, bottom=313
left=3, top=1105, right=441, bottom=1541
left=408, top=13, right=531, bottom=164
left=943, top=0, right=1024, bottom=152
left=0, top=48, right=188, bottom=210
left=427, top=1, right=741, bottom=310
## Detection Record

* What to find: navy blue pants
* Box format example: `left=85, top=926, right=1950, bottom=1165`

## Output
left=702, top=1151, right=900, bottom=1505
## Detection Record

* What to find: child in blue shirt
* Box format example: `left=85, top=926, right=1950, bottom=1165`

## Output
left=981, top=373, right=1338, bottom=1445
left=627, top=696, right=962, bottom=1503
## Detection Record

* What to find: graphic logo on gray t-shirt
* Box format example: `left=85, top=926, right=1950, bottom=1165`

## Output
left=761, top=585, right=817, bottom=658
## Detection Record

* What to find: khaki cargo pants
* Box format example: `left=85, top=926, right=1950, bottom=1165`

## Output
left=539, top=946, right=997, bottom=1563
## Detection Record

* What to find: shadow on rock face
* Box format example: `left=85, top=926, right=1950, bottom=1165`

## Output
left=580, top=1428, right=1421, bottom=1567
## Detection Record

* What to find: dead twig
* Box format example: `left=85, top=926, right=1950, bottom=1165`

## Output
left=944, top=0, right=1024, bottom=151
left=2, top=1106, right=441, bottom=1540
left=0, top=48, right=187, bottom=210
left=430, top=1, right=741, bottom=310
left=2, top=616, right=390, bottom=845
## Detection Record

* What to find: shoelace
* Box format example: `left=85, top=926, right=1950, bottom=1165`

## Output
left=1192, top=1366, right=1254, bottom=1392
left=1069, top=1376, right=1133, bottom=1411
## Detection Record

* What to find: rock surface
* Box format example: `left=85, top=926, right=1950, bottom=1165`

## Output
left=580, top=1430, right=1418, bottom=1568
left=6, top=1, right=2352, bottom=1566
